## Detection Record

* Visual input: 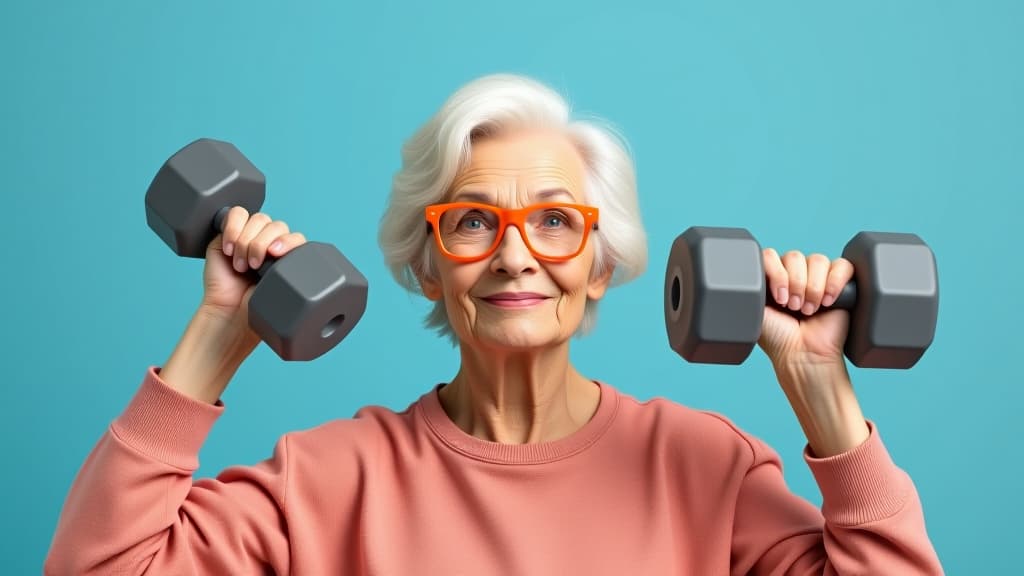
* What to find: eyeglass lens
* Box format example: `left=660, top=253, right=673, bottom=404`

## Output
left=438, top=205, right=587, bottom=258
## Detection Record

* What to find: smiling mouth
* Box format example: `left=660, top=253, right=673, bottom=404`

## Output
left=480, top=294, right=551, bottom=308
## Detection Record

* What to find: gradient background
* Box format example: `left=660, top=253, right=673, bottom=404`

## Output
left=4, top=1, right=1020, bottom=573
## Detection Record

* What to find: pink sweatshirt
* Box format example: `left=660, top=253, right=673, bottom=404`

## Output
left=46, top=367, right=943, bottom=575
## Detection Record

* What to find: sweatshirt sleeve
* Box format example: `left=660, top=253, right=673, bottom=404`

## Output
left=729, top=421, right=944, bottom=575
left=45, top=367, right=292, bottom=576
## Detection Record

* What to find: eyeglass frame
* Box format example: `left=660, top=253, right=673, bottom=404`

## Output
left=424, top=201, right=600, bottom=263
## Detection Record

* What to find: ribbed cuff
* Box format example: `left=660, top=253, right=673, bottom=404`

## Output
left=804, top=421, right=910, bottom=526
left=111, top=366, right=224, bottom=471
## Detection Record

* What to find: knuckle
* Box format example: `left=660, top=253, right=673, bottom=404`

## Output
left=781, top=250, right=804, bottom=264
left=250, top=236, right=271, bottom=253
left=224, top=207, right=246, bottom=230
left=808, top=252, right=830, bottom=265
left=271, top=221, right=290, bottom=237
left=228, top=208, right=248, bottom=227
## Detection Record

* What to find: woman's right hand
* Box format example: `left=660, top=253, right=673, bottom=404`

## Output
left=160, top=207, right=309, bottom=404
left=200, top=206, right=308, bottom=325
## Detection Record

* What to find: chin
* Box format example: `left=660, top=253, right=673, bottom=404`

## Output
left=473, top=324, right=565, bottom=351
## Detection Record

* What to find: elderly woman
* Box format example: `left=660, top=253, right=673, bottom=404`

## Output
left=47, top=74, right=942, bottom=575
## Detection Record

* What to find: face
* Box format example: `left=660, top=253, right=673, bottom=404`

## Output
left=419, top=127, right=613, bottom=351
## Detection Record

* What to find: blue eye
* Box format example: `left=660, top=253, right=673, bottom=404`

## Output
left=458, top=210, right=490, bottom=231
left=541, top=212, right=569, bottom=228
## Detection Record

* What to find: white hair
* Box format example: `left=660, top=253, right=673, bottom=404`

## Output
left=378, top=73, right=647, bottom=343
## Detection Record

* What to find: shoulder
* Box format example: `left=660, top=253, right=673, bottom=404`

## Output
left=279, top=392, right=427, bottom=467
left=605, top=383, right=776, bottom=471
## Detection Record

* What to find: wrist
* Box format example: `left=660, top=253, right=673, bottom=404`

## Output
left=772, top=356, right=849, bottom=394
left=160, top=308, right=259, bottom=404
left=774, top=361, right=869, bottom=458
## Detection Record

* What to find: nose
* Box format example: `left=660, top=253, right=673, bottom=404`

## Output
left=490, top=225, right=537, bottom=277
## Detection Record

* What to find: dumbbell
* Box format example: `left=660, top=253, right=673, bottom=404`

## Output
left=663, top=226, right=939, bottom=368
left=144, top=138, right=369, bottom=361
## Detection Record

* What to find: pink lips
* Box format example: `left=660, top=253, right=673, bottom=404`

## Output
left=480, top=292, right=550, bottom=308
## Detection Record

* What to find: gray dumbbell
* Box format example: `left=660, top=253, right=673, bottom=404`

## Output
left=144, top=138, right=368, bottom=361
left=663, top=226, right=939, bottom=368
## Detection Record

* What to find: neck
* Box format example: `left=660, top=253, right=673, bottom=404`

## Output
left=438, top=341, right=600, bottom=444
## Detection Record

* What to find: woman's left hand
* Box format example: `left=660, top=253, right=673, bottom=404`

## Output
left=758, top=248, right=870, bottom=457
left=757, top=249, right=855, bottom=371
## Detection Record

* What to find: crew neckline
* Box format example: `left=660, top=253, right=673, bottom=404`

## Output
left=417, top=381, right=619, bottom=465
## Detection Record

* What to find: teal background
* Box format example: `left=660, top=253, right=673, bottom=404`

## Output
left=3, top=0, right=1019, bottom=572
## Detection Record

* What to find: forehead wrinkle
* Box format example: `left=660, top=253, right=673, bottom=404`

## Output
left=532, top=172, right=583, bottom=202
left=448, top=159, right=585, bottom=206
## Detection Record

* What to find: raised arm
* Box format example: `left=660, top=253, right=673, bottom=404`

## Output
left=47, top=207, right=311, bottom=574
left=730, top=246, right=942, bottom=574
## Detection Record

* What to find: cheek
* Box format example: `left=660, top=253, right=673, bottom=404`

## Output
left=437, top=264, right=485, bottom=318
left=548, top=262, right=594, bottom=310
left=551, top=254, right=595, bottom=292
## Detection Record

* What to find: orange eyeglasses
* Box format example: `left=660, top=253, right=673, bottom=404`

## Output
left=424, top=202, right=600, bottom=263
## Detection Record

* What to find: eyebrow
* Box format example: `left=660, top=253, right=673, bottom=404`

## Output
left=451, top=188, right=577, bottom=203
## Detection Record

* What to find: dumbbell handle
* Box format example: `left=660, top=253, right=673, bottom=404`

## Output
left=213, top=205, right=280, bottom=278
left=769, top=279, right=857, bottom=314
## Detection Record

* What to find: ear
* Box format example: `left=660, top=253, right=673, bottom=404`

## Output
left=586, top=263, right=615, bottom=301
left=418, top=272, right=444, bottom=301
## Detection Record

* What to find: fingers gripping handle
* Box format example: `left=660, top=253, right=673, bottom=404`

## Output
left=212, top=205, right=277, bottom=278
left=769, top=280, right=857, bottom=315
left=663, top=226, right=938, bottom=368
left=147, top=137, right=370, bottom=360
left=827, top=281, right=858, bottom=310
left=212, top=200, right=370, bottom=359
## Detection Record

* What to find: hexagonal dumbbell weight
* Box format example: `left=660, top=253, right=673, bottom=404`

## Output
left=144, top=138, right=368, bottom=361
left=663, top=226, right=939, bottom=368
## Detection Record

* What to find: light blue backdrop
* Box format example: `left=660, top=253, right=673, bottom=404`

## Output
left=3, top=1, right=1019, bottom=573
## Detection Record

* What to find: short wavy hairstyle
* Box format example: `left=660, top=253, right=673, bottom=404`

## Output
left=378, top=73, right=647, bottom=343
